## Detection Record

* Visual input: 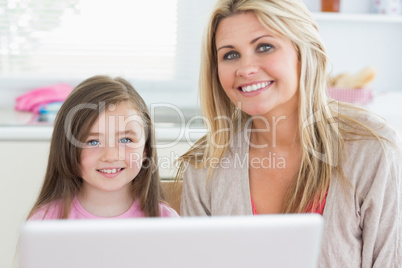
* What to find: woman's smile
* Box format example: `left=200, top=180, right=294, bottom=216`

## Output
left=238, top=81, right=274, bottom=93
left=215, top=12, right=300, bottom=118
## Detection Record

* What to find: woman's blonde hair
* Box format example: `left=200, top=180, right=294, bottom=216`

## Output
left=176, top=0, right=382, bottom=213
left=28, top=75, right=164, bottom=218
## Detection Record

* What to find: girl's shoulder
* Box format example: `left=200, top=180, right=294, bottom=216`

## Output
left=28, top=200, right=63, bottom=220
left=159, top=202, right=180, bottom=217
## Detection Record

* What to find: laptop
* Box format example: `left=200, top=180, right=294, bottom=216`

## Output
left=18, top=214, right=323, bottom=268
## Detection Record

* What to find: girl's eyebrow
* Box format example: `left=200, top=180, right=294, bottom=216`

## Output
left=217, top=34, right=274, bottom=52
left=117, top=130, right=138, bottom=136
left=87, top=132, right=101, bottom=137
left=86, top=130, right=138, bottom=137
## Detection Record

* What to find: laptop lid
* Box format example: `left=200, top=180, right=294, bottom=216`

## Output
left=19, top=214, right=323, bottom=268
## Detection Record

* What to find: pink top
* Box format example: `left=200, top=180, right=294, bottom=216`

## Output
left=251, top=191, right=328, bottom=216
left=29, top=196, right=179, bottom=220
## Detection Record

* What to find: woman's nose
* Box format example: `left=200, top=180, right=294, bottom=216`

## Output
left=236, top=57, right=259, bottom=78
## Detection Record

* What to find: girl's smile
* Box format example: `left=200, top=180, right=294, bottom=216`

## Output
left=79, top=101, right=146, bottom=196
left=27, top=75, right=178, bottom=220
left=97, top=167, right=125, bottom=178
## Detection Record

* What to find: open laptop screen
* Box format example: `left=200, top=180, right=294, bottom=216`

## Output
left=19, top=214, right=323, bottom=268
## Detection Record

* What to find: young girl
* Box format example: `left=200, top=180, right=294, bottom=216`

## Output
left=176, top=0, right=401, bottom=267
left=28, top=75, right=179, bottom=219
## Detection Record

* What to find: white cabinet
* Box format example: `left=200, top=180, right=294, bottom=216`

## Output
left=312, top=12, right=402, bottom=93
left=0, top=138, right=191, bottom=268
left=0, top=141, right=49, bottom=268
left=302, top=1, right=402, bottom=92
left=305, top=6, right=402, bottom=130
left=157, top=142, right=192, bottom=179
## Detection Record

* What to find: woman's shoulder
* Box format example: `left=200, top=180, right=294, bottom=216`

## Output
left=337, top=106, right=402, bottom=184
left=338, top=105, right=401, bottom=143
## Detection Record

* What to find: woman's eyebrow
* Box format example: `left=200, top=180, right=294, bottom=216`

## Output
left=217, top=45, right=234, bottom=53
left=217, top=35, right=275, bottom=52
left=250, top=35, right=274, bottom=44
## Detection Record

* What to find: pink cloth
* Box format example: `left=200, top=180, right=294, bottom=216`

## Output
left=15, top=83, right=73, bottom=114
left=326, top=87, right=373, bottom=106
left=251, top=198, right=258, bottom=215
left=303, top=191, right=328, bottom=215
left=29, top=196, right=179, bottom=220
left=251, top=190, right=328, bottom=216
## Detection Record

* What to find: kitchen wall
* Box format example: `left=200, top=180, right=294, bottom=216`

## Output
left=1, top=0, right=401, bottom=110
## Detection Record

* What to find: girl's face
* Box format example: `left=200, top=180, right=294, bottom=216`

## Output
left=215, top=12, right=300, bottom=118
left=79, top=101, right=146, bottom=197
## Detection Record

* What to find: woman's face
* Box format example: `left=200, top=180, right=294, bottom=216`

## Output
left=79, top=101, right=146, bottom=197
left=215, top=12, right=300, bottom=118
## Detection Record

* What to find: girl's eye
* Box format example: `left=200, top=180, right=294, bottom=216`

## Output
left=87, top=140, right=100, bottom=146
left=223, top=51, right=240, bottom=60
left=120, top=138, right=132, bottom=144
left=257, top=43, right=273, bottom=53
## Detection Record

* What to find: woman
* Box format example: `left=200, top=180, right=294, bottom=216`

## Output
left=176, top=0, right=402, bottom=267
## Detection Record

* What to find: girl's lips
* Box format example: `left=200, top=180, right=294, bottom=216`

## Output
left=96, top=168, right=125, bottom=178
left=97, top=168, right=125, bottom=174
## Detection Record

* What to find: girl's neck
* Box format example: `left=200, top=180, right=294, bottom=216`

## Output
left=77, top=187, right=134, bottom=217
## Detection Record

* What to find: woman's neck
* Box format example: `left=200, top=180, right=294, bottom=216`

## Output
left=77, top=187, right=134, bottom=217
left=250, top=108, right=300, bottom=149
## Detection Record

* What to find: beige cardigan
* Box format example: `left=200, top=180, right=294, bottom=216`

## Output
left=180, top=110, right=402, bottom=268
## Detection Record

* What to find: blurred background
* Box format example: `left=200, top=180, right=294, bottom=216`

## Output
left=0, top=0, right=401, bottom=108
left=0, top=0, right=401, bottom=267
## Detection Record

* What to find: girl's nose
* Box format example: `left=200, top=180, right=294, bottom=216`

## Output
left=101, top=146, right=121, bottom=162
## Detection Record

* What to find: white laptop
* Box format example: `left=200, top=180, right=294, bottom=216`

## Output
left=18, top=214, right=323, bottom=268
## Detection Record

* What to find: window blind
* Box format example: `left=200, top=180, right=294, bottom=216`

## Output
left=0, top=0, right=180, bottom=80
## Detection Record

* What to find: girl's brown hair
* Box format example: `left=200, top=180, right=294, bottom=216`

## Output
left=28, top=75, right=163, bottom=218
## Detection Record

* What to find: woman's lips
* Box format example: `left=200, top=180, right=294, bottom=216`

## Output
left=237, top=81, right=274, bottom=94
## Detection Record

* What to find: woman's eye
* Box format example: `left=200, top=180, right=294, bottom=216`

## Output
left=87, top=140, right=100, bottom=146
left=223, top=51, right=240, bottom=60
left=120, top=138, right=132, bottom=144
left=257, top=43, right=273, bottom=52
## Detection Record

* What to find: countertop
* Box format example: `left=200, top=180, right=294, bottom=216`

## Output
left=0, top=108, right=207, bottom=142
left=1, top=91, right=402, bottom=141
